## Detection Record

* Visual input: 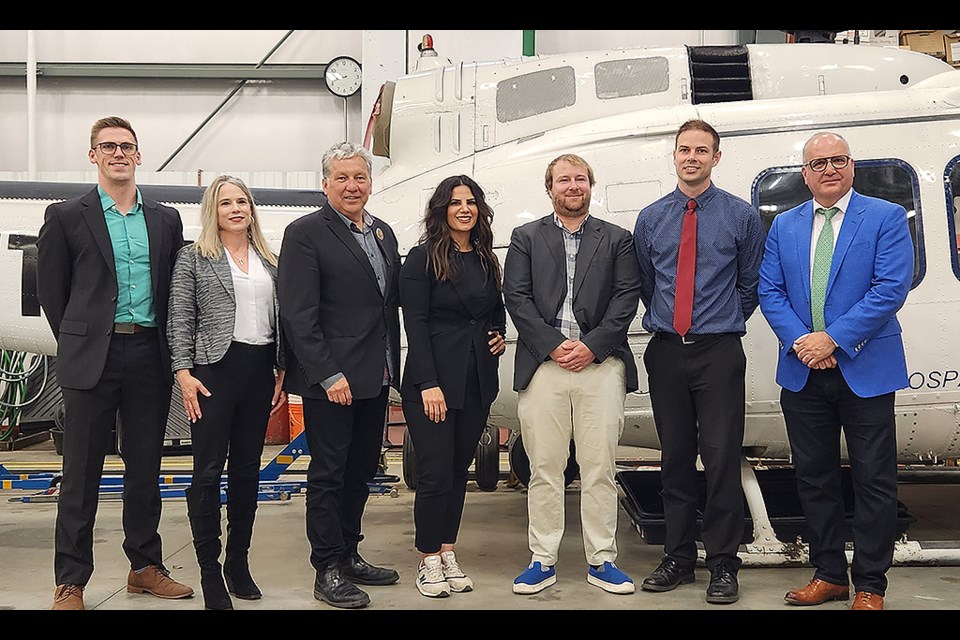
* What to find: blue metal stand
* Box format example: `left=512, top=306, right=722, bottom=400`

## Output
left=261, top=430, right=400, bottom=495
left=4, top=428, right=400, bottom=503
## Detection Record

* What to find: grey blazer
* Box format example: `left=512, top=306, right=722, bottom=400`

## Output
left=503, top=214, right=641, bottom=392
left=167, top=244, right=284, bottom=373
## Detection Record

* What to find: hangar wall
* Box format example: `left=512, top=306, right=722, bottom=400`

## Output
left=0, top=29, right=744, bottom=186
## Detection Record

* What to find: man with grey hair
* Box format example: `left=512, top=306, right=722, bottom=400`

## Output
left=278, top=142, right=402, bottom=609
left=759, top=131, right=913, bottom=611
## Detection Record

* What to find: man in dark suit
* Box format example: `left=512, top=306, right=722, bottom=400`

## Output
left=278, top=142, right=401, bottom=609
left=37, top=116, right=192, bottom=610
left=759, top=131, right=914, bottom=611
left=503, top=153, right=641, bottom=596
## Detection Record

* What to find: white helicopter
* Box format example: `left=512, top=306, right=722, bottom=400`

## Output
left=2, top=40, right=960, bottom=565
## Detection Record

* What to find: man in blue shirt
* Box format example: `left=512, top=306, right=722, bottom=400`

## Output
left=633, top=119, right=764, bottom=604
left=38, top=116, right=191, bottom=609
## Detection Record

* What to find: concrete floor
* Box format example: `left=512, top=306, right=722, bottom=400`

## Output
left=2, top=436, right=960, bottom=613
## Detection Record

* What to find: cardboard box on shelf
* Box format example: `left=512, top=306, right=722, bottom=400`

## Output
left=945, top=32, right=960, bottom=66
left=899, top=30, right=952, bottom=58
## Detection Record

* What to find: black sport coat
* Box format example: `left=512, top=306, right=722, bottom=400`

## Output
left=399, top=243, right=506, bottom=409
left=36, top=186, right=184, bottom=390
left=278, top=204, right=401, bottom=400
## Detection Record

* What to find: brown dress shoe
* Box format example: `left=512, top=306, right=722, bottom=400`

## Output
left=127, top=566, right=195, bottom=599
left=851, top=591, right=884, bottom=610
left=784, top=578, right=850, bottom=605
left=52, top=584, right=85, bottom=610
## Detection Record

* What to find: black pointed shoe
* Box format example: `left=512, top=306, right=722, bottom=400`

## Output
left=339, top=551, right=400, bottom=586
left=641, top=557, right=696, bottom=592
left=313, top=566, right=370, bottom=609
left=705, top=563, right=739, bottom=604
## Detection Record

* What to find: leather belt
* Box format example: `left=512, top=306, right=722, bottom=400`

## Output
left=655, top=332, right=729, bottom=346
left=113, top=323, right=155, bottom=335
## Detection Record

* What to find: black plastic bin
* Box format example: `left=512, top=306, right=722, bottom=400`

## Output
left=616, top=467, right=914, bottom=545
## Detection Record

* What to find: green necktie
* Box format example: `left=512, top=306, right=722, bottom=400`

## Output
left=811, top=207, right=840, bottom=332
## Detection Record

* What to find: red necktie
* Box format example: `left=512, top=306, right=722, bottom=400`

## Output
left=673, top=198, right=698, bottom=337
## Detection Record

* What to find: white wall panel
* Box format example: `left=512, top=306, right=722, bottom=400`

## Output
left=0, top=30, right=354, bottom=63
left=0, top=29, right=743, bottom=185
left=534, top=30, right=738, bottom=53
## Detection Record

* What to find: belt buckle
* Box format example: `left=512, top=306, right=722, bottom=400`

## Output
left=680, top=334, right=696, bottom=345
left=114, top=323, right=135, bottom=335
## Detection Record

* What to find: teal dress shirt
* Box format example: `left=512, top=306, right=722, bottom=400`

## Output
left=99, top=187, right=156, bottom=326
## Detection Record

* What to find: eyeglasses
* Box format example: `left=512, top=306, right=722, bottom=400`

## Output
left=93, top=142, right=138, bottom=156
left=805, top=155, right=851, bottom=172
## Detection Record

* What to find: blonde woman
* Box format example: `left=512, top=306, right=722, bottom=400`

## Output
left=167, top=175, right=286, bottom=610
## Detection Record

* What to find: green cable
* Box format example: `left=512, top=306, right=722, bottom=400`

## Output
left=0, top=350, right=28, bottom=442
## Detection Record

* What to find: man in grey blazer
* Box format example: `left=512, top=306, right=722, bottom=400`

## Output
left=37, top=116, right=193, bottom=609
left=278, top=142, right=401, bottom=609
left=504, top=153, right=642, bottom=596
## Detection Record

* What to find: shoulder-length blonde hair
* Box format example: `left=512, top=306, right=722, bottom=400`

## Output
left=193, top=174, right=277, bottom=267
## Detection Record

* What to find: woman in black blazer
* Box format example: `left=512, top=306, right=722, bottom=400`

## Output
left=400, top=175, right=506, bottom=598
left=167, top=175, right=286, bottom=610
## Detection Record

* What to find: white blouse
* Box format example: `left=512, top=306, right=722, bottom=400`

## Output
left=226, top=245, right=275, bottom=345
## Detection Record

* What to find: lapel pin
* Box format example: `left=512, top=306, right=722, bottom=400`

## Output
left=375, top=227, right=384, bottom=241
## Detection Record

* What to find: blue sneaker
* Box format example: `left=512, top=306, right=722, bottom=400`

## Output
left=587, top=561, right=635, bottom=594
left=512, top=561, right=556, bottom=595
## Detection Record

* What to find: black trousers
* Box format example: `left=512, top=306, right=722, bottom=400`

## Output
left=302, top=386, right=389, bottom=572
left=56, top=330, right=171, bottom=586
left=780, top=368, right=898, bottom=596
left=643, top=333, right=746, bottom=571
left=403, top=350, right=488, bottom=554
left=189, top=342, right=274, bottom=496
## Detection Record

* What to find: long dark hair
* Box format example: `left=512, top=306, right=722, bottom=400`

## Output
left=420, top=175, right=501, bottom=289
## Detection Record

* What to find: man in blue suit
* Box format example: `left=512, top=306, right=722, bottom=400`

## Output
left=758, top=131, right=913, bottom=611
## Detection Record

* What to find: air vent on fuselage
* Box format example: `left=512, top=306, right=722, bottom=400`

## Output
left=688, top=45, right=754, bottom=104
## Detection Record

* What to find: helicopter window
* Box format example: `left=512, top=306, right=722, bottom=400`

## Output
left=754, top=159, right=923, bottom=287
left=946, top=159, right=960, bottom=280
left=594, top=57, right=669, bottom=100
left=496, top=66, right=576, bottom=123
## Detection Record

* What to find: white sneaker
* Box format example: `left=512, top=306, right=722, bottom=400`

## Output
left=440, top=551, right=474, bottom=593
left=417, top=555, right=451, bottom=598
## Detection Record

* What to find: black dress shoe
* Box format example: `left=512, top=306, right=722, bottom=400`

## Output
left=641, top=557, right=696, bottom=592
left=313, top=566, right=370, bottom=609
left=706, top=563, right=739, bottom=604
left=339, top=552, right=400, bottom=586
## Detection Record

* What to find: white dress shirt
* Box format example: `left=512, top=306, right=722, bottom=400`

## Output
left=226, top=245, right=275, bottom=345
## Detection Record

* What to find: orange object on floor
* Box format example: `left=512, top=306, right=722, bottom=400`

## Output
left=288, top=395, right=304, bottom=439
left=264, top=400, right=290, bottom=445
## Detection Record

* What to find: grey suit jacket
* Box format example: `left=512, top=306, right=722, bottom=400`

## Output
left=503, top=214, right=642, bottom=392
left=167, top=244, right=284, bottom=373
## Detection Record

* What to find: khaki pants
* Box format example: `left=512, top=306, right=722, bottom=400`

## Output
left=517, top=358, right=626, bottom=566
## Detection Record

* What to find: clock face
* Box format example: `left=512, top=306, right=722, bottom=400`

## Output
left=324, top=56, right=362, bottom=98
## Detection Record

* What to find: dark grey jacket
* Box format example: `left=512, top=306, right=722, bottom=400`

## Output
left=503, top=214, right=642, bottom=392
left=167, top=244, right=284, bottom=373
